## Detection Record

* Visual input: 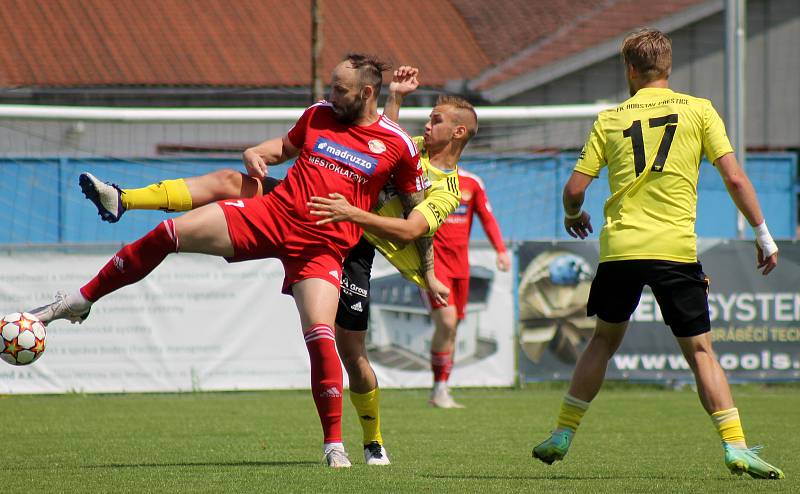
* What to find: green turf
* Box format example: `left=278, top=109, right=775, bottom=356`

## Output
left=2, top=385, right=797, bottom=493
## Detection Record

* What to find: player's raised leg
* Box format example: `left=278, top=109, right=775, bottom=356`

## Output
left=533, top=318, right=627, bottom=464
left=676, top=333, right=784, bottom=479
left=79, top=169, right=269, bottom=222
left=428, top=304, right=464, bottom=408
left=293, top=278, right=351, bottom=468
left=29, top=203, right=234, bottom=324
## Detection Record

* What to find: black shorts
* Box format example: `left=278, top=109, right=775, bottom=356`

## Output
left=335, top=237, right=375, bottom=331
left=586, top=260, right=710, bottom=337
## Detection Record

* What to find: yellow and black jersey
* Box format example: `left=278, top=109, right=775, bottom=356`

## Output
left=364, top=136, right=461, bottom=287
left=575, top=87, right=733, bottom=263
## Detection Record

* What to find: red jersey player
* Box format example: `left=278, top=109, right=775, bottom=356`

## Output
left=25, top=53, right=425, bottom=468
left=427, top=168, right=511, bottom=408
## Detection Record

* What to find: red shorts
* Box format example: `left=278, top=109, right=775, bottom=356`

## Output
left=218, top=197, right=343, bottom=294
left=423, top=276, right=469, bottom=320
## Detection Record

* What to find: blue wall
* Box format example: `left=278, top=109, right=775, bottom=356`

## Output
left=0, top=153, right=795, bottom=244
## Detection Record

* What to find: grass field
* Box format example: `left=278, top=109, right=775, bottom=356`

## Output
left=3, top=384, right=797, bottom=493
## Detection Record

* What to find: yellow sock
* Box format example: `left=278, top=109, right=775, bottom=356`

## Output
left=711, top=407, right=747, bottom=448
left=349, top=388, right=383, bottom=445
left=555, top=393, right=590, bottom=432
left=121, top=178, right=193, bottom=212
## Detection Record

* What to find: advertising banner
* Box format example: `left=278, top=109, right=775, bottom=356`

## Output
left=0, top=246, right=514, bottom=393
left=518, top=240, right=800, bottom=382
left=367, top=246, right=515, bottom=388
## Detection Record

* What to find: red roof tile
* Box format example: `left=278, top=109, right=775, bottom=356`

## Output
left=0, top=0, right=489, bottom=87
left=0, top=0, right=713, bottom=95
left=467, top=0, right=709, bottom=91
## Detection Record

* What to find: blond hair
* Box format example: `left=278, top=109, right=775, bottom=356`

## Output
left=436, top=94, right=478, bottom=142
left=621, top=28, right=672, bottom=82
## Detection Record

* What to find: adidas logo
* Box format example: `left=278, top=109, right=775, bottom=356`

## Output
left=329, top=270, right=340, bottom=281
left=350, top=301, right=363, bottom=312
left=320, top=386, right=342, bottom=398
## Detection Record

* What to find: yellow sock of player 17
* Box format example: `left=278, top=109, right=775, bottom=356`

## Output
left=121, top=178, right=193, bottom=212
left=350, top=387, right=383, bottom=445
left=555, top=393, right=590, bottom=432
left=711, top=407, right=747, bottom=448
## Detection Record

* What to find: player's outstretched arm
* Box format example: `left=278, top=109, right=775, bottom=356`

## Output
left=383, top=66, right=419, bottom=122
left=471, top=179, right=511, bottom=271
left=309, top=193, right=428, bottom=242
left=243, top=136, right=300, bottom=179
left=308, top=192, right=449, bottom=305
left=562, top=171, right=594, bottom=239
left=714, top=152, right=778, bottom=275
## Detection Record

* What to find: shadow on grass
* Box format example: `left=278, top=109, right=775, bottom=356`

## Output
left=82, top=460, right=318, bottom=469
left=425, top=474, right=745, bottom=481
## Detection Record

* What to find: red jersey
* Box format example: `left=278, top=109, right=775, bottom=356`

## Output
left=434, top=169, right=506, bottom=279
left=271, top=101, right=424, bottom=257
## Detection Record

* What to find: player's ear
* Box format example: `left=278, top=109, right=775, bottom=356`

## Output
left=361, top=84, right=374, bottom=101
left=453, top=124, right=467, bottom=140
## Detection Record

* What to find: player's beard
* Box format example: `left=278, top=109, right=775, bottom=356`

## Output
left=332, top=97, right=365, bottom=125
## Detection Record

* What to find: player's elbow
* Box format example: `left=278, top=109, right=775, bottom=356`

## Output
left=397, top=224, right=428, bottom=243
left=392, top=217, right=429, bottom=243
left=721, top=173, right=750, bottom=198
left=563, top=183, right=585, bottom=203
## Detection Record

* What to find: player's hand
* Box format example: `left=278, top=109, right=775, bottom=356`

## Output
left=389, top=66, right=419, bottom=97
left=756, top=243, right=778, bottom=275
left=308, top=193, right=358, bottom=225
left=496, top=251, right=511, bottom=271
left=564, top=211, right=593, bottom=239
left=425, top=274, right=449, bottom=306
left=243, top=149, right=268, bottom=179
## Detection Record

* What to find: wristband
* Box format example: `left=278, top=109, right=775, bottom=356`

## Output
left=564, top=209, right=583, bottom=220
left=753, top=222, right=778, bottom=257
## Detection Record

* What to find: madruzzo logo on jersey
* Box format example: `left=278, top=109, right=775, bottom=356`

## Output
left=314, top=137, right=378, bottom=176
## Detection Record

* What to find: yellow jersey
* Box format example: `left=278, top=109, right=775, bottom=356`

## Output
left=575, top=87, right=733, bottom=263
left=364, top=136, right=461, bottom=287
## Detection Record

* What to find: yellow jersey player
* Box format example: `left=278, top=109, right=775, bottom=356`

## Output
left=532, top=28, right=783, bottom=480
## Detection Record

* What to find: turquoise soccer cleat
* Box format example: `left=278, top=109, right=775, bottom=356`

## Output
left=724, top=444, right=784, bottom=479
left=532, top=429, right=574, bottom=465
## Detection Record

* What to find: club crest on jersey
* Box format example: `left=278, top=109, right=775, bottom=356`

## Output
left=461, top=191, right=472, bottom=201
left=368, top=139, right=386, bottom=154
left=314, top=137, right=378, bottom=176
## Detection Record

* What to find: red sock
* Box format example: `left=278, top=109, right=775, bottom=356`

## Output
left=431, top=351, right=453, bottom=383
left=80, top=219, right=179, bottom=302
left=304, top=324, right=343, bottom=443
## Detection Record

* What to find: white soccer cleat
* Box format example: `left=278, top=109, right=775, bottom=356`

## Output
left=363, top=441, right=391, bottom=466
left=428, top=387, right=466, bottom=409
left=323, top=444, right=352, bottom=468
left=79, top=172, right=126, bottom=223
left=27, top=291, right=92, bottom=325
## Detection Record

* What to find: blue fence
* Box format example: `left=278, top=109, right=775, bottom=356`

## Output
left=0, top=153, right=796, bottom=244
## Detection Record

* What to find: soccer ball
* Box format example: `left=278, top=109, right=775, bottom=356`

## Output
left=1, top=312, right=46, bottom=366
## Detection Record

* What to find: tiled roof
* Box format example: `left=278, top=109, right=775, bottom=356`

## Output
left=465, top=0, right=711, bottom=92
left=0, top=0, right=489, bottom=87
left=0, top=0, right=713, bottom=97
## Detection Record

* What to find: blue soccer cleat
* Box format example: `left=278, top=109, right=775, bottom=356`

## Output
left=724, top=444, right=784, bottom=479
left=533, top=429, right=574, bottom=465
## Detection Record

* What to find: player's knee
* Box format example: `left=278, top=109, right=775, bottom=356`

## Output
left=339, top=350, right=368, bottom=373
left=209, top=168, right=244, bottom=197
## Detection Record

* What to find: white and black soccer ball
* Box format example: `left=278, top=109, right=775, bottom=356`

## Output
left=1, top=312, right=47, bottom=366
